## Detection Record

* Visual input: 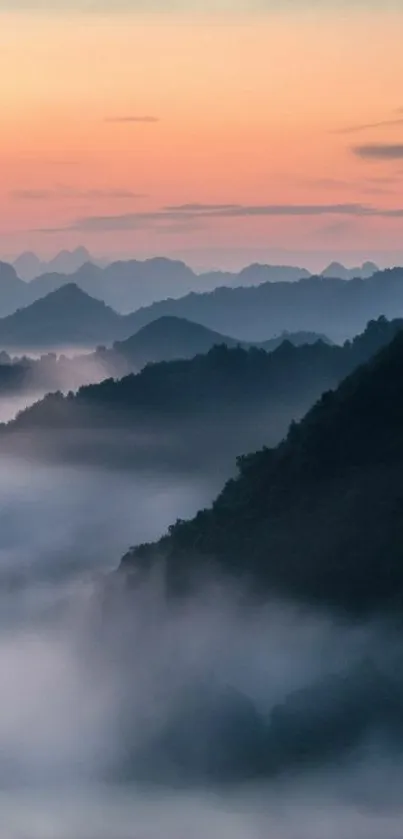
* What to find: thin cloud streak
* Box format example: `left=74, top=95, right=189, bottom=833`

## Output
left=11, top=187, right=146, bottom=201
left=104, top=116, right=160, bottom=124
left=165, top=202, right=376, bottom=217
left=353, top=144, right=403, bottom=160
left=36, top=201, right=403, bottom=234
left=333, top=118, right=403, bottom=135
left=164, top=203, right=241, bottom=212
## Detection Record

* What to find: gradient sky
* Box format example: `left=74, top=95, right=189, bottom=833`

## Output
left=1, top=0, right=403, bottom=269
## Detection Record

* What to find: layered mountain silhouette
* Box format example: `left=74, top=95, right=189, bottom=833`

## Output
left=320, top=261, right=378, bottom=281
left=22, top=259, right=311, bottom=313
left=24, top=257, right=198, bottom=313
left=5, top=316, right=402, bottom=471
left=119, top=267, right=403, bottom=343
left=0, top=262, right=29, bottom=316
left=122, top=320, right=403, bottom=616
left=13, top=247, right=100, bottom=281
left=259, top=329, right=331, bottom=352
left=0, top=256, right=396, bottom=338
left=0, top=284, right=125, bottom=349
left=113, top=316, right=242, bottom=367
left=113, top=317, right=330, bottom=369
left=0, top=281, right=331, bottom=355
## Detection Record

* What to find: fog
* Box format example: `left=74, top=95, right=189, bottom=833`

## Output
left=0, top=347, right=124, bottom=426
left=1, top=449, right=403, bottom=837
left=0, top=393, right=43, bottom=423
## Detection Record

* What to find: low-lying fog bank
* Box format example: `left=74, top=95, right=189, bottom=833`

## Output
left=2, top=457, right=403, bottom=838
left=3, top=780, right=403, bottom=839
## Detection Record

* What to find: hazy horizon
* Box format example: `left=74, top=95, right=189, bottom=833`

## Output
left=3, top=245, right=403, bottom=275
left=2, top=0, right=403, bottom=836
left=1, top=3, right=403, bottom=263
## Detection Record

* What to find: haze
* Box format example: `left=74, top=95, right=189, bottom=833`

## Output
left=2, top=0, right=403, bottom=834
left=1, top=2, right=403, bottom=269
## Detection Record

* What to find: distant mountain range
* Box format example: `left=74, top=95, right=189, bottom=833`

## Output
left=121, top=317, right=403, bottom=618
left=11, top=247, right=379, bottom=286
left=1, top=261, right=401, bottom=349
left=120, top=267, right=403, bottom=343
left=0, top=283, right=332, bottom=354
left=321, top=260, right=378, bottom=281
left=0, top=254, right=380, bottom=322
left=12, top=247, right=105, bottom=281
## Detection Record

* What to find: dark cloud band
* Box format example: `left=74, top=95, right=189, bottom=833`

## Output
left=353, top=144, right=403, bottom=161
left=37, top=201, right=403, bottom=234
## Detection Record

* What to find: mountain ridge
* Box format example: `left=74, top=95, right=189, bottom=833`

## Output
left=121, top=323, right=403, bottom=615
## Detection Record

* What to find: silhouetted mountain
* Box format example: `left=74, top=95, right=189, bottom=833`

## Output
left=5, top=257, right=312, bottom=316
left=113, top=316, right=242, bottom=367
left=13, top=247, right=96, bottom=281
left=26, top=259, right=311, bottom=313
left=321, top=261, right=379, bottom=281
left=6, top=316, right=403, bottom=473
left=2, top=258, right=401, bottom=338
left=113, top=319, right=331, bottom=370
left=0, top=316, right=331, bottom=400
left=260, top=330, right=331, bottom=352
left=236, top=263, right=311, bottom=285
left=26, top=258, right=203, bottom=313
left=122, top=319, right=403, bottom=616
left=0, top=262, right=29, bottom=317
left=122, top=267, right=403, bottom=342
left=0, top=284, right=124, bottom=350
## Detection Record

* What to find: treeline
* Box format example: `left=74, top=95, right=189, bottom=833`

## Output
left=122, top=319, right=403, bottom=616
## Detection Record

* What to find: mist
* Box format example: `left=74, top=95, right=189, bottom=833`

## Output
left=0, top=348, right=121, bottom=424
left=1, top=449, right=403, bottom=836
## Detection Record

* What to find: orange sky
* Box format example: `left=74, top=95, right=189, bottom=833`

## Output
left=1, top=7, right=403, bottom=269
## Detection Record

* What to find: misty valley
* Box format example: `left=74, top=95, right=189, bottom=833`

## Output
left=2, top=252, right=403, bottom=838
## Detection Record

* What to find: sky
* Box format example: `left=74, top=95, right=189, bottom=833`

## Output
left=1, top=0, right=403, bottom=270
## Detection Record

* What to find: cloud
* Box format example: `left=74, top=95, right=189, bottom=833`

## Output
left=11, top=187, right=145, bottom=201
left=36, top=202, right=395, bottom=235
left=36, top=199, right=403, bottom=235
left=165, top=203, right=241, bottom=213
left=104, top=116, right=160, bottom=124
left=353, top=144, right=403, bottom=160
left=164, top=202, right=376, bottom=218
left=333, top=118, right=403, bottom=135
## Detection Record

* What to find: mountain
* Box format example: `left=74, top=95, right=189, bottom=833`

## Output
left=122, top=320, right=403, bottom=617
left=260, top=330, right=331, bottom=352
left=2, top=258, right=401, bottom=339
left=27, top=260, right=311, bottom=313
left=113, top=319, right=331, bottom=370
left=5, top=316, right=403, bottom=471
left=0, top=262, right=29, bottom=317
left=234, top=263, right=311, bottom=285
left=113, top=316, right=242, bottom=367
left=121, top=267, right=403, bottom=343
left=0, top=315, right=331, bottom=398
left=6, top=258, right=312, bottom=317
left=0, top=284, right=124, bottom=350
left=25, top=258, right=204, bottom=313
left=0, top=274, right=333, bottom=358
left=321, top=261, right=379, bottom=281
left=13, top=247, right=96, bottom=281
